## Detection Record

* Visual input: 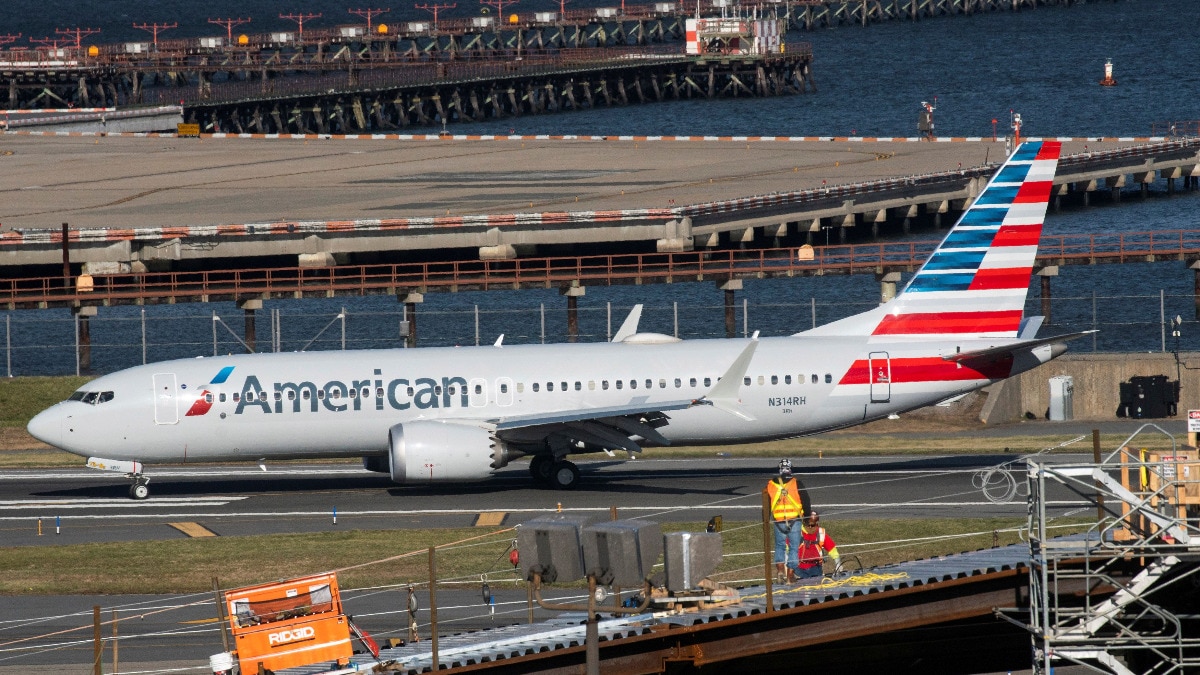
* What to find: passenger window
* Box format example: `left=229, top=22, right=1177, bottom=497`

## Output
left=547, top=382, right=554, bottom=392
left=785, top=375, right=791, bottom=385
left=743, top=377, right=751, bottom=386
left=220, top=393, right=228, bottom=402
left=645, top=379, right=652, bottom=389
left=811, top=374, right=818, bottom=384
left=435, top=386, right=442, bottom=396
left=630, top=380, right=637, bottom=389
left=275, top=392, right=283, bottom=401
left=589, top=381, right=596, bottom=391
left=317, top=390, right=325, bottom=400
left=331, top=390, right=341, bottom=399
left=517, top=383, right=525, bottom=393
left=501, top=383, right=509, bottom=394
left=349, top=389, right=357, bottom=399
left=690, top=378, right=697, bottom=387
left=301, top=391, right=309, bottom=400
left=771, top=375, right=778, bottom=385
left=447, top=386, right=455, bottom=395
left=376, top=387, right=384, bottom=398
left=233, top=393, right=241, bottom=402
left=602, top=381, right=609, bottom=390
left=674, top=378, right=681, bottom=388
left=825, top=373, right=832, bottom=384
left=659, top=379, right=666, bottom=388
left=205, top=393, right=213, bottom=403
left=758, top=376, right=765, bottom=386
left=575, top=382, right=582, bottom=391
left=532, top=383, right=540, bottom=392
left=562, top=382, right=569, bottom=391
left=287, top=391, right=295, bottom=401
left=475, top=384, right=483, bottom=394
left=616, top=381, right=623, bottom=390
left=704, top=377, right=711, bottom=387
left=407, top=386, right=415, bottom=396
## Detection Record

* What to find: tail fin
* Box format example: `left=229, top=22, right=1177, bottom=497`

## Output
left=804, top=141, right=1061, bottom=339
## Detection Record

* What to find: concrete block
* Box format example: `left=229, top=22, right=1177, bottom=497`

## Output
left=582, top=520, right=662, bottom=587
left=663, top=532, right=722, bottom=592
left=298, top=252, right=335, bottom=268
left=479, top=244, right=516, bottom=260
left=517, top=514, right=599, bottom=583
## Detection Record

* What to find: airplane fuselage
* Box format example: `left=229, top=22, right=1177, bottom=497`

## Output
left=31, top=332, right=1027, bottom=465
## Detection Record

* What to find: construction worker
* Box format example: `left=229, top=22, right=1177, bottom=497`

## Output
left=766, top=459, right=806, bottom=582
left=796, top=510, right=840, bottom=580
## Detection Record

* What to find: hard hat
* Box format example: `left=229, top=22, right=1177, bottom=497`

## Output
left=805, top=510, right=820, bottom=525
left=778, top=459, right=792, bottom=475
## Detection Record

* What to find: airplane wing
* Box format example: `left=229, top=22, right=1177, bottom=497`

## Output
left=481, top=337, right=759, bottom=456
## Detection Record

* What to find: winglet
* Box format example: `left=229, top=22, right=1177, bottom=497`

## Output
left=612, top=304, right=644, bottom=342
left=494, top=334, right=504, bottom=347
left=694, top=337, right=759, bottom=421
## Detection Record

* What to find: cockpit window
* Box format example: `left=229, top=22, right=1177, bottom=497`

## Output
left=69, top=390, right=115, bottom=405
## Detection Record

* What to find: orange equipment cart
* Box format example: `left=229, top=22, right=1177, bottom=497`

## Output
left=225, top=572, right=353, bottom=674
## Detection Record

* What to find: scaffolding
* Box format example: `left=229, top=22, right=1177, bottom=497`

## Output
left=1021, top=424, right=1200, bottom=674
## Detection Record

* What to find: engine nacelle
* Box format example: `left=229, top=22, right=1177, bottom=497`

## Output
left=388, top=421, right=509, bottom=483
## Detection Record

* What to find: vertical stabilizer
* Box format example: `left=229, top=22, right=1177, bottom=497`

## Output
left=803, top=141, right=1061, bottom=339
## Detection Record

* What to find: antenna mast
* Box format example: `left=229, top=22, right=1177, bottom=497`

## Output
left=131, top=22, right=179, bottom=49
left=279, top=12, right=322, bottom=41
left=208, top=18, right=251, bottom=42
left=55, top=27, right=101, bottom=49
left=348, top=8, right=391, bottom=33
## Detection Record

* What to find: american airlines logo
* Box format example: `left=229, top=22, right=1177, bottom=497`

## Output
left=187, top=367, right=472, bottom=416
left=268, top=626, right=316, bottom=646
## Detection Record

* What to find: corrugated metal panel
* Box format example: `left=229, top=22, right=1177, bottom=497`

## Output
left=281, top=539, right=1059, bottom=674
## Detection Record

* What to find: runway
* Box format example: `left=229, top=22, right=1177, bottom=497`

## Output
left=0, top=454, right=1093, bottom=546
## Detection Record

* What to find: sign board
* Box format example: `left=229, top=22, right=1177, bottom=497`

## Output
left=1189, top=409, right=1200, bottom=433
left=176, top=123, right=201, bottom=138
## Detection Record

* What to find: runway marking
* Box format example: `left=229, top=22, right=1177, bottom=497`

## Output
left=168, top=522, right=217, bottom=537
left=0, top=497, right=247, bottom=510
left=474, top=512, right=507, bottom=527
left=0, top=501, right=1089, bottom=523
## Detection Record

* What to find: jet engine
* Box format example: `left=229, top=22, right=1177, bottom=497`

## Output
left=387, top=421, right=516, bottom=483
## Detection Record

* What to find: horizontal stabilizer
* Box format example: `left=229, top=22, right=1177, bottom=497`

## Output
left=942, top=330, right=1096, bottom=363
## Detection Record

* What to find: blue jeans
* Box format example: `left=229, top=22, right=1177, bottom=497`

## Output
left=773, top=520, right=801, bottom=573
left=796, top=564, right=823, bottom=579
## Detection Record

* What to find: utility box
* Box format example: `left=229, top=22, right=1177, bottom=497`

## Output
left=407, top=22, right=431, bottom=32
left=1118, top=375, right=1179, bottom=418
left=340, top=26, right=366, bottom=37
left=471, top=16, right=495, bottom=28
left=124, top=42, right=150, bottom=54
left=517, top=513, right=598, bottom=583
left=582, top=520, right=662, bottom=586
left=199, top=37, right=224, bottom=48
left=533, top=11, right=558, bottom=22
left=663, top=532, right=722, bottom=592
left=225, top=573, right=353, bottom=674
left=1048, top=375, right=1074, bottom=421
left=595, top=7, right=619, bottom=17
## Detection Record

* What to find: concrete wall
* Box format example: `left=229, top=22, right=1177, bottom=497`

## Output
left=982, top=351, right=1200, bottom=423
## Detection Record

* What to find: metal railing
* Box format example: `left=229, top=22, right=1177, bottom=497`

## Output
left=6, top=230, right=1200, bottom=307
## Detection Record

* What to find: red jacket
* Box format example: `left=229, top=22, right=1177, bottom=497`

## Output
left=797, top=526, right=836, bottom=569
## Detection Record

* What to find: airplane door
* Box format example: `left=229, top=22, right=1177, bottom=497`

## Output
left=153, top=373, right=179, bottom=425
left=496, top=377, right=514, bottom=407
left=868, top=352, right=891, bottom=403
left=469, top=378, right=488, bottom=408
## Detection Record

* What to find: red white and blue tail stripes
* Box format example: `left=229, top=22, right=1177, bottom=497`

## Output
left=875, top=141, right=1061, bottom=338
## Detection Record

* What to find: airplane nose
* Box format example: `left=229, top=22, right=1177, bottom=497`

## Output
left=26, top=408, right=61, bottom=448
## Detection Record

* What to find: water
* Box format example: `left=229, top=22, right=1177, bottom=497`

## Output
left=3, top=0, right=1199, bottom=375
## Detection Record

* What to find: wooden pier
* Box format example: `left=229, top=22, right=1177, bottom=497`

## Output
left=0, top=0, right=1098, bottom=127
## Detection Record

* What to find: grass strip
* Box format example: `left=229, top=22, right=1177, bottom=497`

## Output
left=0, top=518, right=1092, bottom=596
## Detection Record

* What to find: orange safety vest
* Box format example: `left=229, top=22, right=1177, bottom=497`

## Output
left=766, top=477, right=803, bottom=522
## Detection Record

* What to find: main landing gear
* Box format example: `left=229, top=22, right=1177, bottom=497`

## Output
left=128, top=474, right=150, bottom=500
left=528, top=456, right=580, bottom=490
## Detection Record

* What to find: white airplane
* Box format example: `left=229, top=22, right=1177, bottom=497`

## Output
left=28, top=141, right=1083, bottom=499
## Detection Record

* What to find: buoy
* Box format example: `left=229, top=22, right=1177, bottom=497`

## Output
left=1100, top=58, right=1117, bottom=87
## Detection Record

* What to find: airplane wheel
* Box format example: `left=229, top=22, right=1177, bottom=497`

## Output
left=529, top=456, right=555, bottom=484
left=549, top=461, right=579, bottom=490
left=129, top=482, right=150, bottom=500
